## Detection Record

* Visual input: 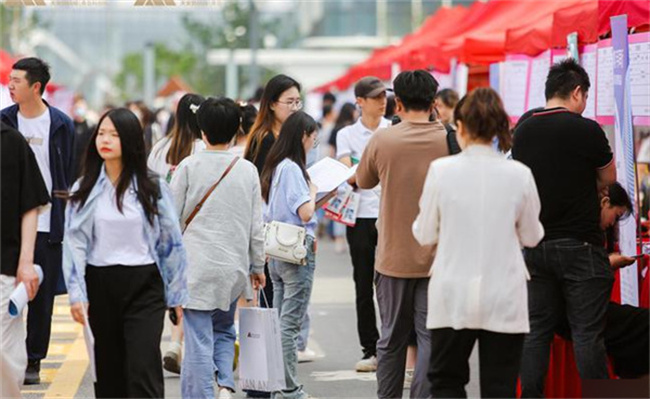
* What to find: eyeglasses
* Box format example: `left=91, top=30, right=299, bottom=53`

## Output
left=277, top=99, right=303, bottom=110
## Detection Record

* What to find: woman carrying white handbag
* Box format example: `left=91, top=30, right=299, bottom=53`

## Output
left=260, top=111, right=319, bottom=399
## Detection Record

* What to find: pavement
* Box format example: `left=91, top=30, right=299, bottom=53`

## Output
left=21, top=238, right=480, bottom=398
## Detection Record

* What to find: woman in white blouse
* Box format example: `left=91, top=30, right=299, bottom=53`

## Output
left=412, top=88, right=544, bottom=398
left=147, top=93, right=206, bottom=182
left=64, top=108, right=187, bottom=398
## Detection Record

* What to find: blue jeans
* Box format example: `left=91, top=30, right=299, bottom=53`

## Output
left=181, top=301, right=237, bottom=399
left=520, top=238, right=614, bottom=398
left=296, top=310, right=310, bottom=352
left=269, top=236, right=316, bottom=399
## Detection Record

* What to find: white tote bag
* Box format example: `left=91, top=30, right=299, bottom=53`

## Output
left=238, top=303, right=286, bottom=392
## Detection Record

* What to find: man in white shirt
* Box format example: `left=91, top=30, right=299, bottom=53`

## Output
left=336, top=76, right=390, bottom=372
left=1, top=57, right=75, bottom=385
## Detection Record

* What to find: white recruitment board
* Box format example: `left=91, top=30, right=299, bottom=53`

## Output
left=597, top=41, right=615, bottom=122
left=527, top=50, right=551, bottom=110
left=502, top=55, right=530, bottom=118
left=580, top=45, right=598, bottom=120
left=629, top=33, right=650, bottom=120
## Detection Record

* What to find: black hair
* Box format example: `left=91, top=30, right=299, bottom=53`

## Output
left=240, top=103, right=258, bottom=136
left=166, top=93, right=205, bottom=165
left=70, top=108, right=159, bottom=224
left=545, top=58, right=591, bottom=101
left=244, top=74, right=301, bottom=162
left=393, top=70, right=439, bottom=112
left=260, top=111, right=318, bottom=203
left=384, top=95, right=396, bottom=119
left=322, top=104, right=334, bottom=118
left=12, top=57, right=51, bottom=96
left=607, top=182, right=634, bottom=220
left=435, top=88, right=459, bottom=108
left=323, top=92, right=337, bottom=104
left=334, top=103, right=357, bottom=131
left=196, top=97, right=243, bottom=145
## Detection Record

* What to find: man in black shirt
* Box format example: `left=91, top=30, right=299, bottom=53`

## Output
left=1, top=122, right=50, bottom=397
left=512, top=58, right=617, bottom=397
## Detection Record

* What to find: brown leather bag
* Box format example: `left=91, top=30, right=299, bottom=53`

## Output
left=182, top=156, right=239, bottom=234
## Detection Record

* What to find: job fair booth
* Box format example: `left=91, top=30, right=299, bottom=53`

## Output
left=316, top=1, right=649, bottom=396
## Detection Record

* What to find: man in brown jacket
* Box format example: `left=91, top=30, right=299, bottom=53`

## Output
left=357, top=70, right=449, bottom=399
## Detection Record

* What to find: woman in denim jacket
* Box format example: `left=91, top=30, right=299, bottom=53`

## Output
left=62, top=108, right=188, bottom=399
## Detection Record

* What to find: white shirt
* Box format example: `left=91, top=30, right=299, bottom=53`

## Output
left=18, top=110, right=52, bottom=233
left=147, top=137, right=206, bottom=180
left=87, top=180, right=155, bottom=266
left=336, top=118, right=390, bottom=218
left=412, top=145, right=544, bottom=333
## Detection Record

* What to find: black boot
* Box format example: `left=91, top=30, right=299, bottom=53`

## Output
left=24, top=359, right=40, bottom=385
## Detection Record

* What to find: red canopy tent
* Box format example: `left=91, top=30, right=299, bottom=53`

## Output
left=314, top=5, right=469, bottom=93
left=0, top=50, right=16, bottom=86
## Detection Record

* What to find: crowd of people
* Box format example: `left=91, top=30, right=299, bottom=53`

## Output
left=1, top=54, right=648, bottom=399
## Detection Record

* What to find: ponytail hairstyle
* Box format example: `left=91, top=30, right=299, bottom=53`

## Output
left=260, top=111, right=318, bottom=203
left=453, top=87, right=512, bottom=152
left=166, top=93, right=205, bottom=165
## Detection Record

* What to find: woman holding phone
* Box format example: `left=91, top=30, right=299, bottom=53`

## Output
left=63, top=108, right=187, bottom=398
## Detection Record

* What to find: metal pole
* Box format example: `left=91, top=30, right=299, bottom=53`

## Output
left=226, top=48, right=238, bottom=99
left=411, top=0, right=423, bottom=31
left=143, top=42, right=155, bottom=106
left=377, top=0, right=388, bottom=44
left=249, top=0, right=259, bottom=98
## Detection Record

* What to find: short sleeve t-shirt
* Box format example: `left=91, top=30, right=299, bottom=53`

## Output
left=265, top=159, right=317, bottom=237
left=336, top=118, right=390, bottom=218
left=512, top=108, right=613, bottom=246
left=18, top=110, right=52, bottom=233
left=1, top=123, right=50, bottom=276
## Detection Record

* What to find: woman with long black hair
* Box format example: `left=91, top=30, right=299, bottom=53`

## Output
left=260, top=111, right=319, bottom=399
left=63, top=108, right=187, bottom=398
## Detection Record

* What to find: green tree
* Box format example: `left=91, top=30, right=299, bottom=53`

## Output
left=115, top=43, right=197, bottom=101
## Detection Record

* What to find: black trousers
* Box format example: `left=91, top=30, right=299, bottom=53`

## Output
left=346, top=218, right=379, bottom=358
left=86, top=264, right=166, bottom=398
left=26, top=233, right=62, bottom=362
left=429, top=328, right=524, bottom=398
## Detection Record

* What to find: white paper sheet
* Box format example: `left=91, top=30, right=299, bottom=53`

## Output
left=528, top=50, right=551, bottom=110
left=83, top=309, right=97, bottom=382
left=597, top=46, right=615, bottom=117
left=630, top=40, right=650, bottom=117
left=502, top=59, right=530, bottom=117
left=307, top=157, right=357, bottom=198
left=580, top=49, right=598, bottom=120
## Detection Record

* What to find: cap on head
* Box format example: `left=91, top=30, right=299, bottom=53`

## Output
left=355, top=76, right=387, bottom=99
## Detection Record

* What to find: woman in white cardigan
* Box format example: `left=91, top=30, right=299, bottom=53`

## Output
left=413, top=88, right=544, bottom=398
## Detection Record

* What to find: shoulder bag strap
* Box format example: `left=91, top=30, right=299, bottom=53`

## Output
left=183, top=156, right=239, bottom=234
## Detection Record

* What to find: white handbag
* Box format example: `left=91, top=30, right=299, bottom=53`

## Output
left=264, top=163, right=308, bottom=265
left=264, top=221, right=307, bottom=265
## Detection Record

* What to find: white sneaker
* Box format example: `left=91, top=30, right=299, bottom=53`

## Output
left=355, top=355, right=377, bottom=372
left=218, top=388, right=233, bottom=399
left=297, top=348, right=317, bottom=363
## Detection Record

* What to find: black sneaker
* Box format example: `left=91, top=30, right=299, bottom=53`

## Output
left=24, top=360, right=40, bottom=385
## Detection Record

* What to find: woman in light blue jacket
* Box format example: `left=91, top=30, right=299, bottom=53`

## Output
left=63, top=108, right=187, bottom=399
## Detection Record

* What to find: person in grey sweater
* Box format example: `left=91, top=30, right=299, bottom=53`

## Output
left=170, top=97, right=266, bottom=399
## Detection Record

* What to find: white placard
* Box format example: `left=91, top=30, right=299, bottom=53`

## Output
left=528, top=50, right=551, bottom=110
left=502, top=59, right=529, bottom=117
left=597, top=46, right=615, bottom=117
left=629, top=40, right=650, bottom=117
left=307, top=157, right=357, bottom=200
